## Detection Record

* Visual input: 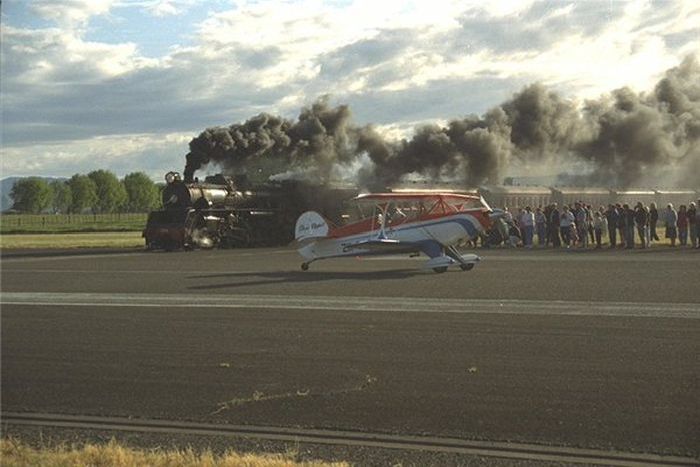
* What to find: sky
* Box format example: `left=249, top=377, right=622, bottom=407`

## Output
left=1, top=0, right=699, bottom=181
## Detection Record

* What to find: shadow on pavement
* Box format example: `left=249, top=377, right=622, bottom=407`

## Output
left=188, top=268, right=425, bottom=290
left=0, top=247, right=144, bottom=259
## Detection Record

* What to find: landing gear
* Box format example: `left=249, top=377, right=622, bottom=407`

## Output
left=432, top=266, right=448, bottom=274
left=447, top=245, right=475, bottom=272
left=301, top=262, right=310, bottom=271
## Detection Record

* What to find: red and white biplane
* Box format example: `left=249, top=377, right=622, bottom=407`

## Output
left=294, top=192, right=495, bottom=273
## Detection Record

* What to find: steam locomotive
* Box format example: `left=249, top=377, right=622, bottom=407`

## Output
left=143, top=171, right=358, bottom=250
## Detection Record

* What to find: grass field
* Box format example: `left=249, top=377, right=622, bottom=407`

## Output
left=1, top=438, right=348, bottom=467
left=0, top=232, right=145, bottom=249
left=0, top=213, right=147, bottom=234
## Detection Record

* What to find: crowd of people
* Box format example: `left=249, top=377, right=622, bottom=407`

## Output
left=487, top=198, right=700, bottom=250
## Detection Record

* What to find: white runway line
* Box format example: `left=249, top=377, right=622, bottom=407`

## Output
left=2, top=292, right=698, bottom=319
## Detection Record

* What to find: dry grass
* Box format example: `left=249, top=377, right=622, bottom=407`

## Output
left=0, top=232, right=144, bottom=249
left=1, top=437, right=350, bottom=467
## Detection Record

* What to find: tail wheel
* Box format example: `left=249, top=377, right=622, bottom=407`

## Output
left=460, top=263, right=475, bottom=271
left=301, top=262, right=310, bottom=271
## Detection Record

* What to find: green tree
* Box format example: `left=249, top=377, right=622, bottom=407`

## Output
left=10, top=177, right=52, bottom=213
left=68, top=174, right=98, bottom=213
left=87, top=170, right=127, bottom=213
left=50, top=180, right=72, bottom=213
left=122, top=172, right=160, bottom=212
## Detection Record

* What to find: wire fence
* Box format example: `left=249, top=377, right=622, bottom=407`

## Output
left=0, top=213, right=148, bottom=230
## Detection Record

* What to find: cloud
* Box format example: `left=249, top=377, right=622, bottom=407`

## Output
left=145, top=0, right=184, bottom=17
left=29, top=0, right=116, bottom=28
left=0, top=133, right=191, bottom=179
left=131, top=0, right=210, bottom=17
left=1, top=0, right=699, bottom=180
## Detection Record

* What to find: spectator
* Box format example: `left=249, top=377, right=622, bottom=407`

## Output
left=644, top=204, right=651, bottom=248
left=593, top=210, right=606, bottom=249
left=550, top=203, right=561, bottom=247
left=560, top=205, right=575, bottom=248
left=694, top=199, right=700, bottom=249
left=503, top=206, right=513, bottom=223
left=664, top=204, right=678, bottom=247
left=689, top=201, right=699, bottom=249
left=634, top=202, right=649, bottom=249
left=623, top=204, right=635, bottom=249
left=617, top=203, right=627, bottom=248
left=507, top=220, right=522, bottom=247
left=521, top=206, right=535, bottom=248
left=543, top=204, right=553, bottom=246
left=496, top=217, right=509, bottom=247
left=570, top=217, right=580, bottom=247
left=649, top=202, right=660, bottom=242
left=677, top=205, right=688, bottom=246
left=605, top=204, right=619, bottom=248
left=535, top=207, right=547, bottom=247
left=696, top=199, right=700, bottom=249
left=574, top=202, right=588, bottom=248
left=587, top=205, right=595, bottom=244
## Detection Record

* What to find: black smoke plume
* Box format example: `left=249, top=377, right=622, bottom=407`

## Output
left=184, top=97, right=356, bottom=183
left=184, top=56, right=700, bottom=188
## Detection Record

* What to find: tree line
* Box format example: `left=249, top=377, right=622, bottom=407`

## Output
left=9, top=170, right=162, bottom=214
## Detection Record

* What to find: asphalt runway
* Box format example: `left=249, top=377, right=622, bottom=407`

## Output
left=1, top=247, right=699, bottom=461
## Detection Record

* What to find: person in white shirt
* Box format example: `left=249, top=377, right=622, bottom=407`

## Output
left=559, top=206, right=575, bottom=247
left=520, top=206, right=535, bottom=248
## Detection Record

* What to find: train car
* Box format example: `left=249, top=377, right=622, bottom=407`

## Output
left=611, top=189, right=657, bottom=207
left=552, top=187, right=612, bottom=208
left=478, top=185, right=552, bottom=210
left=391, top=180, right=479, bottom=195
left=654, top=189, right=697, bottom=208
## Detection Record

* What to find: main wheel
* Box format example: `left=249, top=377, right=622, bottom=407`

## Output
left=460, top=263, right=475, bottom=271
left=432, top=266, right=448, bottom=273
left=301, top=262, right=310, bottom=271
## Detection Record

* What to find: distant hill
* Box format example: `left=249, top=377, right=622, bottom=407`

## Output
left=1, top=177, right=68, bottom=212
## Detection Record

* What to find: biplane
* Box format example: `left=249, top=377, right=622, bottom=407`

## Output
left=294, top=192, right=495, bottom=273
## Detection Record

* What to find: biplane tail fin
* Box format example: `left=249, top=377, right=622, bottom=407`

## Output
left=295, top=211, right=331, bottom=242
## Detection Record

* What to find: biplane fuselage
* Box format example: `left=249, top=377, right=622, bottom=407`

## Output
left=295, top=192, right=493, bottom=273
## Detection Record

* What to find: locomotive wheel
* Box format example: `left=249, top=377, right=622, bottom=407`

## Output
left=460, top=263, right=475, bottom=271
left=301, top=262, right=310, bottom=271
left=432, top=266, right=448, bottom=274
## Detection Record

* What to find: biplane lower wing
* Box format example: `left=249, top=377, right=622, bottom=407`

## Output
left=342, top=238, right=420, bottom=254
left=342, top=238, right=481, bottom=272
